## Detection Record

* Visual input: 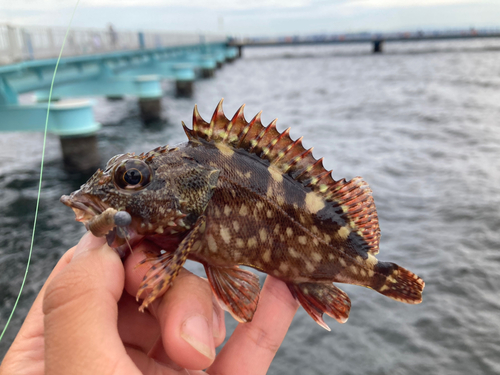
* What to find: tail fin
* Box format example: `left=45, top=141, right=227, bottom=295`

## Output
left=374, top=262, right=424, bottom=304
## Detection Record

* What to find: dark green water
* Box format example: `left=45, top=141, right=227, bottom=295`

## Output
left=1, top=39, right=500, bottom=374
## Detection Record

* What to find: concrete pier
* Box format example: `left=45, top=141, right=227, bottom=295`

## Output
left=0, top=99, right=102, bottom=172
left=106, top=95, right=124, bottom=101
left=215, top=51, right=226, bottom=69
left=174, top=64, right=195, bottom=98
left=200, top=55, right=217, bottom=78
left=373, top=39, right=384, bottom=53
left=225, top=47, right=238, bottom=62
left=138, top=97, right=162, bottom=122
left=0, top=24, right=233, bottom=170
left=134, top=75, right=163, bottom=122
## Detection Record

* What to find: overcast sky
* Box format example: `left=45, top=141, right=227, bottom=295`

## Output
left=1, top=0, right=498, bottom=36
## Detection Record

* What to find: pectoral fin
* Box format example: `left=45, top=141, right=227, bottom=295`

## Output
left=205, top=265, right=260, bottom=323
left=136, top=215, right=206, bottom=312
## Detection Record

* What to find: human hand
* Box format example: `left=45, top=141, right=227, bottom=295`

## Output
left=1, top=233, right=299, bottom=374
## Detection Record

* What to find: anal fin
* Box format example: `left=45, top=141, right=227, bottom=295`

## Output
left=287, top=282, right=351, bottom=330
left=205, top=265, right=260, bottom=323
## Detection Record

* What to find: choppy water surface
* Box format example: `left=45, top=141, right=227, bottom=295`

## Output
left=1, top=39, right=500, bottom=374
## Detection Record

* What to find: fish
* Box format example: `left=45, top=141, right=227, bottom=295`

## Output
left=60, top=100, right=424, bottom=330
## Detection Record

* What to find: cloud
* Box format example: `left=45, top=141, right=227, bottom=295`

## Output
left=346, top=0, right=476, bottom=8
left=1, top=0, right=497, bottom=35
left=2, top=0, right=313, bottom=11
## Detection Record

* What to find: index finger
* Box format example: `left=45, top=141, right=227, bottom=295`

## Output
left=207, top=276, right=299, bottom=375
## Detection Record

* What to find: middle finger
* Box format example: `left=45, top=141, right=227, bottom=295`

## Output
left=124, top=243, right=226, bottom=370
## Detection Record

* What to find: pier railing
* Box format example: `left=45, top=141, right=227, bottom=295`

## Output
left=0, top=24, right=227, bottom=65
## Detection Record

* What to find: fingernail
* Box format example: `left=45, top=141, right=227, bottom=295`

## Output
left=212, top=310, right=221, bottom=338
left=180, top=315, right=215, bottom=360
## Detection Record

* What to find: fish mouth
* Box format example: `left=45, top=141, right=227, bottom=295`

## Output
left=60, top=191, right=108, bottom=223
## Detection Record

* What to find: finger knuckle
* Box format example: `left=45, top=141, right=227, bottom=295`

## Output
left=241, top=324, right=281, bottom=354
left=43, top=266, right=96, bottom=317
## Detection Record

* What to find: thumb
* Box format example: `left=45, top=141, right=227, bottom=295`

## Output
left=43, top=233, right=131, bottom=375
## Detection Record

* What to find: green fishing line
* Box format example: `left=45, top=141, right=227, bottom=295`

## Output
left=0, top=0, right=81, bottom=342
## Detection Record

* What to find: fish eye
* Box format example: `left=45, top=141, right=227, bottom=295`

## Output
left=114, top=159, right=153, bottom=190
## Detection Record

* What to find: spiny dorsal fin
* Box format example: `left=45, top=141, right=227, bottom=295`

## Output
left=185, top=100, right=381, bottom=254
left=328, top=177, right=381, bottom=254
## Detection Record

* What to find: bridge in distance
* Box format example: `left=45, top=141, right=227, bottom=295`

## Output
left=229, top=28, right=500, bottom=53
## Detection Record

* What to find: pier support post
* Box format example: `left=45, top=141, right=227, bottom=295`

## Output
left=138, top=98, right=161, bottom=123
left=373, top=39, right=384, bottom=53
left=215, top=51, right=226, bottom=69
left=60, top=134, right=100, bottom=172
left=225, top=47, right=238, bottom=63
left=134, top=75, right=163, bottom=123
left=174, top=64, right=195, bottom=98
left=106, top=95, right=124, bottom=101
left=50, top=100, right=102, bottom=172
left=0, top=99, right=102, bottom=172
left=237, top=45, right=243, bottom=58
left=200, top=55, right=217, bottom=78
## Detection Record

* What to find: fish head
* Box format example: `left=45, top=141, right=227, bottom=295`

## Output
left=60, top=150, right=197, bottom=250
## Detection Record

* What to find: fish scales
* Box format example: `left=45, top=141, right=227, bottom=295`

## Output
left=184, top=142, right=350, bottom=280
left=61, top=100, right=425, bottom=330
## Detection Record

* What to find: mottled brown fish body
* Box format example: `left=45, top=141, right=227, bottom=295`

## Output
left=60, top=100, right=425, bottom=330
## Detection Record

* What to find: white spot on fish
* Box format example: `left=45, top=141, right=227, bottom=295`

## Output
left=279, top=262, right=289, bottom=273
left=338, top=226, right=351, bottom=240
left=274, top=224, right=280, bottom=234
left=220, top=226, right=231, bottom=244
left=268, top=165, right=283, bottom=182
left=311, top=252, right=322, bottom=262
left=286, top=227, right=293, bottom=237
left=289, top=247, right=300, bottom=258
left=232, top=221, right=240, bottom=232
left=304, top=260, right=315, bottom=273
left=216, top=142, right=235, bottom=156
left=276, top=195, right=285, bottom=206
left=366, top=254, right=378, bottom=267
left=248, top=237, right=258, bottom=248
left=305, top=191, right=325, bottom=213
left=207, top=235, right=217, bottom=253
left=224, top=205, right=232, bottom=216
left=239, top=205, right=248, bottom=216
left=259, top=228, right=268, bottom=242
left=263, top=249, right=271, bottom=263
left=298, top=236, right=307, bottom=245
